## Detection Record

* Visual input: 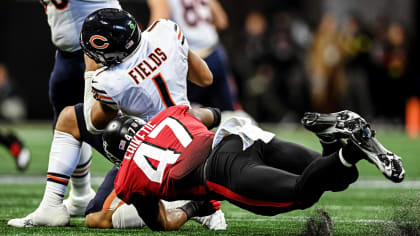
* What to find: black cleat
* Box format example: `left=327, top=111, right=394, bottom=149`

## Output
left=301, top=110, right=366, bottom=141
left=349, top=124, right=405, bottom=183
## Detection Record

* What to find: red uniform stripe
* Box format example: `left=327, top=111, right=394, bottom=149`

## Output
left=72, top=163, right=91, bottom=174
left=177, top=29, right=182, bottom=40
left=96, top=94, right=113, bottom=101
left=46, top=174, right=69, bottom=184
left=102, top=190, right=118, bottom=211
left=206, top=180, right=295, bottom=208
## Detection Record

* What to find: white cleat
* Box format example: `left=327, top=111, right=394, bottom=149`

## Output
left=192, top=209, right=227, bottom=230
left=63, top=188, right=96, bottom=216
left=8, top=204, right=70, bottom=227
left=16, top=147, right=31, bottom=171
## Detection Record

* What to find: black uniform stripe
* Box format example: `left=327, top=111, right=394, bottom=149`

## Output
left=91, top=86, right=107, bottom=94
left=147, top=20, right=160, bottom=32
left=71, top=172, right=89, bottom=179
left=76, top=157, right=92, bottom=168
left=97, top=99, right=117, bottom=105
left=47, top=172, right=70, bottom=179
left=152, top=74, right=175, bottom=107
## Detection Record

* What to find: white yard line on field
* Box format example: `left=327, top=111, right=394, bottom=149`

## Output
left=227, top=217, right=397, bottom=224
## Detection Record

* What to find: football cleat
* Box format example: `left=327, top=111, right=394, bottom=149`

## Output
left=192, top=209, right=227, bottom=230
left=349, top=124, right=405, bottom=183
left=301, top=110, right=366, bottom=141
left=8, top=204, right=70, bottom=227
left=63, top=187, right=96, bottom=216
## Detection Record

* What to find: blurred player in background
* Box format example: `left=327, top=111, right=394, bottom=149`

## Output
left=147, top=0, right=235, bottom=111
left=8, top=8, right=226, bottom=229
left=37, top=0, right=122, bottom=217
left=97, top=106, right=405, bottom=231
left=0, top=131, right=30, bottom=171
left=0, top=63, right=30, bottom=171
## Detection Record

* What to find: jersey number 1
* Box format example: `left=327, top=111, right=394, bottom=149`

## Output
left=133, top=117, right=193, bottom=183
left=152, top=73, right=176, bottom=108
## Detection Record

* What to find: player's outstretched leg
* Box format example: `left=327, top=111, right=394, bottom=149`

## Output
left=8, top=106, right=83, bottom=227
left=302, top=110, right=405, bottom=183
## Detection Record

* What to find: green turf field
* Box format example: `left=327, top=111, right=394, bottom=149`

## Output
left=0, top=123, right=419, bottom=235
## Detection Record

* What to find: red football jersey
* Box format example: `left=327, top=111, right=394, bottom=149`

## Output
left=115, top=105, right=214, bottom=203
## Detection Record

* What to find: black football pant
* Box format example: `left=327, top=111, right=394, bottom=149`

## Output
left=204, top=135, right=358, bottom=216
left=49, top=50, right=85, bottom=128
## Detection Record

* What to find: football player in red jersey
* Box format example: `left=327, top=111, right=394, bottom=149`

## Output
left=101, top=106, right=404, bottom=231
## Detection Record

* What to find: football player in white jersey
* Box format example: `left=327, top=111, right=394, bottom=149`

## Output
left=8, top=8, right=226, bottom=229
left=147, top=0, right=236, bottom=111
left=38, top=0, right=122, bottom=217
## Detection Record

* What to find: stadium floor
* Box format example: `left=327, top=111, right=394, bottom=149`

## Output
left=0, top=123, right=419, bottom=235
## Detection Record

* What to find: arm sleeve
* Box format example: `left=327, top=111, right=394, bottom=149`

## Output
left=91, top=76, right=118, bottom=109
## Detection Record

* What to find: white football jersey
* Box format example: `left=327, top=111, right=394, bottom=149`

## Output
left=92, top=20, right=191, bottom=121
left=41, top=0, right=121, bottom=52
left=167, top=0, right=218, bottom=52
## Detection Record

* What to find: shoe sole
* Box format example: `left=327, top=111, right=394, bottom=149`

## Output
left=350, top=135, right=405, bottom=183
left=302, top=112, right=352, bottom=137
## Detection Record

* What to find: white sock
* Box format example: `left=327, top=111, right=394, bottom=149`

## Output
left=68, top=142, right=93, bottom=197
left=112, top=204, right=146, bottom=229
left=40, top=130, right=81, bottom=207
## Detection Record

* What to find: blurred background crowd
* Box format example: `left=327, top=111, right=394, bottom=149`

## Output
left=228, top=0, right=415, bottom=124
left=0, top=0, right=418, bottom=126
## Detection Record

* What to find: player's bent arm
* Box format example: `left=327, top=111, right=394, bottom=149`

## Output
left=90, top=101, right=119, bottom=131
left=188, top=107, right=221, bottom=129
left=187, top=50, right=213, bottom=87
left=83, top=54, right=110, bottom=134
left=209, top=0, right=229, bottom=30
left=85, top=210, right=115, bottom=229
left=147, top=0, right=170, bottom=26
left=131, top=195, right=188, bottom=231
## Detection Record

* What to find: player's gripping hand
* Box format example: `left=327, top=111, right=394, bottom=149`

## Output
left=178, top=200, right=221, bottom=218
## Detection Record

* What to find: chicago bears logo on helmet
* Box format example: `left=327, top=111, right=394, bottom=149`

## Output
left=89, top=35, right=109, bottom=49
left=80, top=8, right=142, bottom=66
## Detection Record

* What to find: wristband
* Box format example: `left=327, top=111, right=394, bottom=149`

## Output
left=206, top=107, right=221, bottom=130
